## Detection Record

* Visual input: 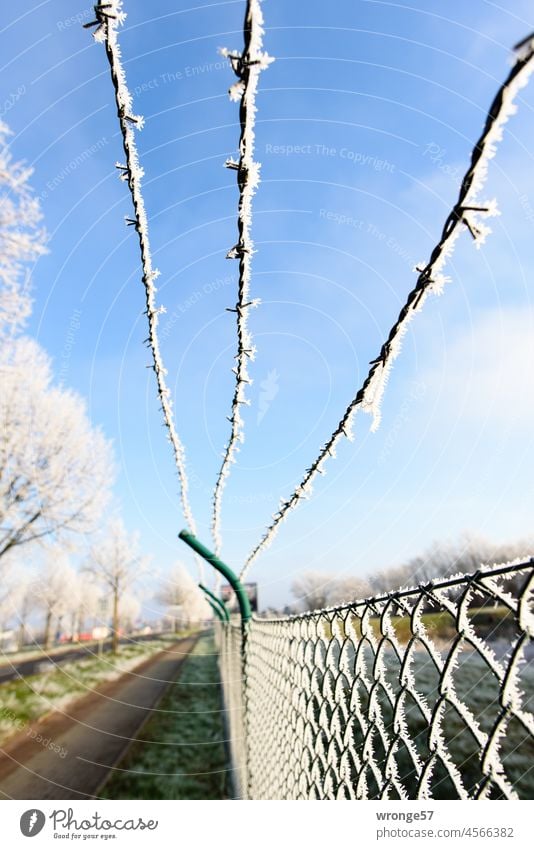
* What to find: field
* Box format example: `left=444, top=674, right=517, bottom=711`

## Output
left=0, top=636, right=185, bottom=747
left=337, top=643, right=534, bottom=798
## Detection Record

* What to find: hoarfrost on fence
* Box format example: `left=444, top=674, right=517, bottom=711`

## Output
left=219, top=561, right=534, bottom=800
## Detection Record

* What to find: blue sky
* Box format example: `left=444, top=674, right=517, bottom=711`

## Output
left=2, top=0, right=534, bottom=609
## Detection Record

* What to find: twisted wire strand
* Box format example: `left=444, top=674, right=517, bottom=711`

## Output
left=211, top=0, right=273, bottom=558
left=86, top=1, right=202, bottom=577
left=241, top=35, right=534, bottom=579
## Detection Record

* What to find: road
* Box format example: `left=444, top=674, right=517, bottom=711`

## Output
left=0, top=635, right=197, bottom=799
left=0, top=633, right=166, bottom=683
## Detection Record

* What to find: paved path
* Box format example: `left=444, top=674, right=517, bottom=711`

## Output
left=0, top=636, right=197, bottom=799
left=0, top=633, right=166, bottom=683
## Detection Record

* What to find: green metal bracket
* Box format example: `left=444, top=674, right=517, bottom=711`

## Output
left=179, top=530, right=252, bottom=624
left=199, top=582, right=230, bottom=623
left=205, top=598, right=225, bottom=623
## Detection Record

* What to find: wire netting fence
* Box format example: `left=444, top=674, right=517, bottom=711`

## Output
left=217, top=560, right=534, bottom=800
left=218, top=621, right=249, bottom=799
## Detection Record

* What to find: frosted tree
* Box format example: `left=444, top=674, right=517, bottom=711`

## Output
left=409, top=534, right=534, bottom=585
left=329, top=575, right=372, bottom=606
left=13, top=574, right=39, bottom=650
left=291, top=571, right=371, bottom=610
left=366, top=533, right=534, bottom=593
left=76, top=575, right=103, bottom=637
left=0, top=547, right=15, bottom=627
left=35, top=551, right=78, bottom=648
left=0, top=120, right=47, bottom=336
left=64, top=572, right=102, bottom=640
left=0, top=569, right=17, bottom=635
left=0, top=552, right=41, bottom=647
left=118, top=592, right=141, bottom=633
left=291, top=571, right=333, bottom=612
left=156, top=564, right=210, bottom=629
left=85, top=518, right=148, bottom=652
left=367, top=563, right=414, bottom=595
left=0, top=337, right=115, bottom=559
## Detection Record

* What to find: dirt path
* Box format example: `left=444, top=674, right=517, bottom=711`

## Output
left=0, top=636, right=197, bottom=800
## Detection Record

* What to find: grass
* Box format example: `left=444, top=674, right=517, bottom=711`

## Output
left=100, top=633, right=230, bottom=800
left=0, top=641, right=104, bottom=667
left=337, top=646, right=534, bottom=799
left=324, top=606, right=517, bottom=643
left=0, top=630, right=190, bottom=668
left=0, top=636, right=189, bottom=746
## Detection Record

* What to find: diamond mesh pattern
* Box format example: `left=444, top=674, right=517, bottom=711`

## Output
left=217, top=621, right=248, bottom=798
left=218, top=562, right=534, bottom=799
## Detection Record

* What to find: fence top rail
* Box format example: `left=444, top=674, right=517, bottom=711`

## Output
left=251, top=558, right=534, bottom=625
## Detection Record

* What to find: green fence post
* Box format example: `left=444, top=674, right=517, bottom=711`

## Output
left=180, top=530, right=252, bottom=799
left=179, top=530, right=252, bottom=624
left=199, top=582, right=230, bottom=623
left=205, top=598, right=225, bottom=623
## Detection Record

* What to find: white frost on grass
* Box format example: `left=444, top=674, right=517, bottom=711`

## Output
left=0, top=639, right=176, bottom=747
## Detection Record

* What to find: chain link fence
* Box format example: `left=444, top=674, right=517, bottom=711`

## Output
left=217, top=621, right=248, bottom=799
left=217, top=560, right=534, bottom=799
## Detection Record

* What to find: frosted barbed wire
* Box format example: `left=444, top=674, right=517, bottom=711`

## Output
left=241, top=34, right=534, bottom=579
left=211, top=0, right=274, bottom=559
left=85, top=1, right=202, bottom=578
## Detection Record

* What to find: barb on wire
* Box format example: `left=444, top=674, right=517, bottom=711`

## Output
left=85, top=1, right=202, bottom=577
left=241, top=34, right=534, bottom=579
left=210, top=0, right=273, bottom=559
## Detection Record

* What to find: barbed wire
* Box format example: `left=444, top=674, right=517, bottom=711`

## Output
left=211, top=0, right=273, bottom=559
left=241, top=34, right=534, bottom=579
left=85, top=1, right=202, bottom=577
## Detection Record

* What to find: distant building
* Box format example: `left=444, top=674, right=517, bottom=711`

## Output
left=221, top=583, right=258, bottom=613
left=0, top=630, right=17, bottom=652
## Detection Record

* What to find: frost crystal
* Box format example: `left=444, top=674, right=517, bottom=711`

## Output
left=211, top=0, right=273, bottom=556
left=87, top=0, right=202, bottom=577
left=241, top=35, right=534, bottom=578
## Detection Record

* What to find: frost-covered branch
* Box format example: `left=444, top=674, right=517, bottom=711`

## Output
left=211, top=0, right=273, bottom=556
left=155, top=563, right=211, bottom=627
left=85, top=518, right=147, bottom=652
left=0, top=338, right=115, bottom=558
left=0, top=121, right=47, bottom=336
left=241, top=34, right=534, bottom=579
left=86, top=1, right=201, bottom=572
